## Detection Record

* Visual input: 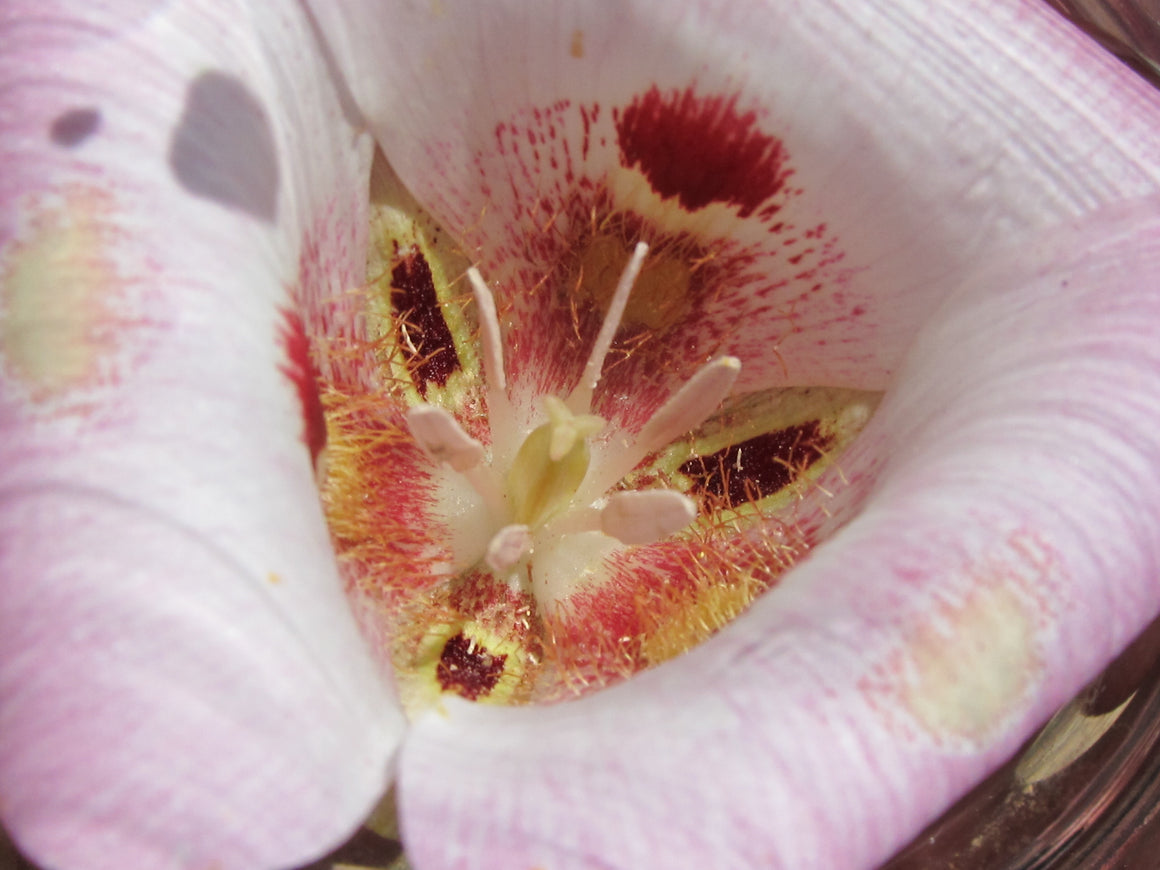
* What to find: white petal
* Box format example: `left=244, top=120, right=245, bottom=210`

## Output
left=399, top=198, right=1160, bottom=870
left=0, top=3, right=402, bottom=868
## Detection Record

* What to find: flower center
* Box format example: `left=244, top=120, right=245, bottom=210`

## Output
left=404, top=242, right=740, bottom=591
left=312, top=159, right=879, bottom=711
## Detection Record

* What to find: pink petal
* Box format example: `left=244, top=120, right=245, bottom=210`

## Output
left=0, top=3, right=402, bottom=868
left=309, top=0, right=1160, bottom=865
left=312, top=0, right=1160, bottom=398
left=398, top=200, right=1160, bottom=869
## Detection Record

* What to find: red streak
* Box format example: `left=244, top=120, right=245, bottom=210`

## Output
left=278, top=309, right=327, bottom=467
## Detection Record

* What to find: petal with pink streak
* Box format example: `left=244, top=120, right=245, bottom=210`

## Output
left=398, top=199, right=1160, bottom=869
left=0, top=3, right=402, bottom=868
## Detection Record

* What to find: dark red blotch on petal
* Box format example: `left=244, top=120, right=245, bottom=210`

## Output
left=615, top=86, right=789, bottom=217
left=279, top=309, right=327, bottom=467
left=681, top=420, right=832, bottom=506
left=390, top=246, right=460, bottom=395
left=436, top=633, right=507, bottom=700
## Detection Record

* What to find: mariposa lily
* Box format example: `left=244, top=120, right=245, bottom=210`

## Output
left=3, top=1, right=1160, bottom=869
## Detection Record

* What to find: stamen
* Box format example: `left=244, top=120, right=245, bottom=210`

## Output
left=485, top=524, right=532, bottom=574
left=466, top=267, right=506, bottom=393
left=567, top=240, right=649, bottom=414
left=538, top=488, right=697, bottom=544
left=467, top=267, right=517, bottom=458
left=537, top=504, right=601, bottom=539
left=636, top=356, right=742, bottom=452
left=406, top=405, right=485, bottom=472
left=581, top=355, right=742, bottom=500
left=406, top=405, right=506, bottom=517
left=411, top=249, right=730, bottom=596
left=600, top=490, right=697, bottom=546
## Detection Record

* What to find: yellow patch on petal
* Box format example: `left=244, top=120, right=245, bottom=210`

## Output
left=903, top=584, right=1038, bottom=743
left=0, top=191, right=124, bottom=402
left=572, top=232, right=693, bottom=332
left=321, top=392, right=454, bottom=595
left=861, top=532, right=1056, bottom=747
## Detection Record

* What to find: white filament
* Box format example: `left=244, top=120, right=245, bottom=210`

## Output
left=567, top=241, right=649, bottom=414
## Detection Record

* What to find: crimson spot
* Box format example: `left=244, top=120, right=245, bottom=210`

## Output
left=390, top=246, right=460, bottom=395
left=436, top=633, right=507, bottom=700
left=615, top=86, right=790, bottom=218
left=680, top=421, right=831, bottom=506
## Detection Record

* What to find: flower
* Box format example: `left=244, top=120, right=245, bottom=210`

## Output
left=322, top=148, right=879, bottom=714
left=3, top=1, right=1160, bottom=869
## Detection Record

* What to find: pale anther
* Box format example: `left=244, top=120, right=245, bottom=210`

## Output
left=582, top=355, right=742, bottom=501
left=406, top=405, right=485, bottom=472
left=636, top=356, right=741, bottom=452
left=486, top=524, right=532, bottom=574
left=600, top=490, right=697, bottom=546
